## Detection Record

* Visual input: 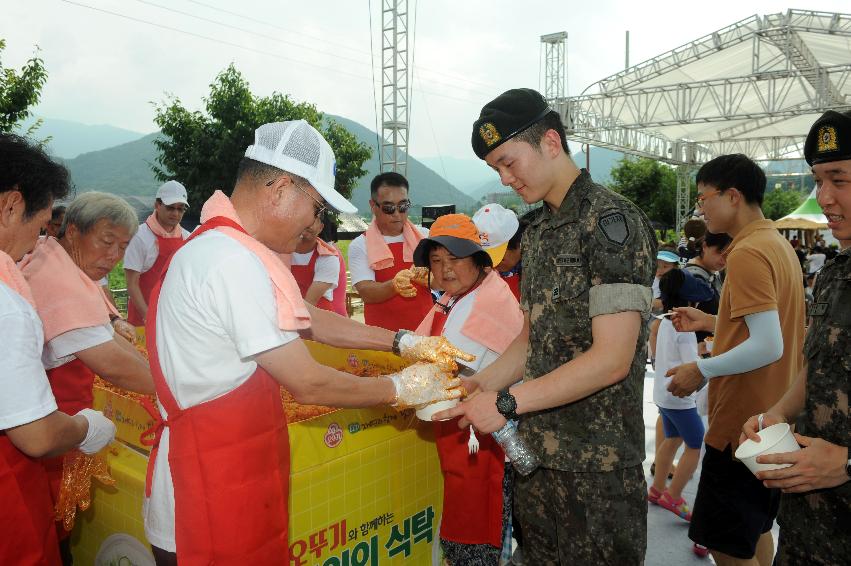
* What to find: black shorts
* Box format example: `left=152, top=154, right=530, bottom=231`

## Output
left=689, top=444, right=780, bottom=559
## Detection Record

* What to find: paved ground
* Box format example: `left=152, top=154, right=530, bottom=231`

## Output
left=642, top=365, right=779, bottom=566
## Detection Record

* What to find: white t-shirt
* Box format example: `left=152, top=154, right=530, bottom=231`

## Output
left=348, top=226, right=429, bottom=285
left=124, top=223, right=190, bottom=274
left=652, top=318, right=700, bottom=410
left=143, top=230, right=300, bottom=552
left=291, top=250, right=339, bottom=302
left=439, top=289, right=500, bottom=373
left=0, top=281, right=58, bottom=429
left=42, top=324, right=114, bottom=370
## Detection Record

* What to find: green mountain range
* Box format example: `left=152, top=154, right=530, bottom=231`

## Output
left=58, top=116, right=477, bottom=214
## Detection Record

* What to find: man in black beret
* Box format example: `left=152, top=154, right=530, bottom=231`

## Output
left=739, top=109, right=851, bottom=566
left=437, top=88, right=657, bottom=564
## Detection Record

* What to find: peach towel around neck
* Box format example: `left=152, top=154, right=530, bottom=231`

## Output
left=416, top=270, right=523, bottom=354
left=199, top=190, right=311, bottom=331
left=0, top=250, right=36, bottom=307
left=364, top=218, right=423, bottom=271
left=19, top=237, right=119, bottom=342
left=145, top=213, right=183, bottom=238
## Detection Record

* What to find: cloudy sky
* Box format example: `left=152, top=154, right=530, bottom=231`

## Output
left=3, top=1, right=849, bottom=161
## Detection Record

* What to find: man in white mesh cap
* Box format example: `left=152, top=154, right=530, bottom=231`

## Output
left=143, top=119, right=470, bottom=565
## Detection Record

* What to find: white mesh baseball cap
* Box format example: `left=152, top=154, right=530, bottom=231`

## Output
left=244, top=120, right=357, bottom=214
left=156, top=180, right=189, bottom=207
left=472, top=203, right=519, bottom=266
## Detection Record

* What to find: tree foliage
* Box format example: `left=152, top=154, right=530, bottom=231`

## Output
left=762, top=186, right=803, bottom=220
left=608, top=157, right=681, bottom=228
left=0, top=38, right=48, bottom=134
left=152, top=64, right=371, bottom=211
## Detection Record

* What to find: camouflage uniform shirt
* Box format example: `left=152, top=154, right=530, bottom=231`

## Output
left=775, top=247, right=851, bottom=565
left=519, top=170, right=656, bottom=472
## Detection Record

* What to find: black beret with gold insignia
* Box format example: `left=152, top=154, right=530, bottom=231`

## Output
left=471, top=88, right=552, bottom=160
left=804, top=109, right=851, bottom=166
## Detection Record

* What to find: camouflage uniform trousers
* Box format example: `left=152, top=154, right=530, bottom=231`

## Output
left=514, top=465, right=647, bottom=565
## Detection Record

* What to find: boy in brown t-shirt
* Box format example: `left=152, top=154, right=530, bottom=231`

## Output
left=666, top=154, right=805, bottom=565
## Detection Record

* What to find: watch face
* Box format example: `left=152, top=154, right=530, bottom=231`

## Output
left=497, top=391, right=517, bottom=414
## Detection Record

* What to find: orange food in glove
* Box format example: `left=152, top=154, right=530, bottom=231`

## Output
left=389, top=362, right=465, bottom=408
left=55, top=450, right=115, bottom=531
left=392, top=269, right=419, bottom=298
left=397, top=334, right=476, bottom=373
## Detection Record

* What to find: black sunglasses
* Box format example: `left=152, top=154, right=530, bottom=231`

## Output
left=378, top=200, right=412, bottom=215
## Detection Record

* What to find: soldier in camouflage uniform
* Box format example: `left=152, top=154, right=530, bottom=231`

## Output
left=741, top=110, right=851, bottom=566
left=436, top=88, right=656, bottom=565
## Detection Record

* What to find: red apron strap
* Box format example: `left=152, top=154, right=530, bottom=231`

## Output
left=142, top=215, right=249, bottom=493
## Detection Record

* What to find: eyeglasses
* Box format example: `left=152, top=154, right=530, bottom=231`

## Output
left=266, top=177, right=327, bottom=219
left=696, top=189, right=722, bottom=206
left=164, top=204, right=188, bottom=214
left=377, top=200, right=412, bottom=215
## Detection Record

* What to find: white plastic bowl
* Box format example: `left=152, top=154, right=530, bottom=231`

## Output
left=735, top=422, right=800, bottom=475
left=415, top=399, right=459, bottom=422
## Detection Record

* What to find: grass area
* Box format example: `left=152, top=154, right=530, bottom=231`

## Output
left=108, top=260, right=126, bottom=290
left=335, top=239, right=351, bottom=271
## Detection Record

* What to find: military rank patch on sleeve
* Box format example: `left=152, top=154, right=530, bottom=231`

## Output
left=597, top=211, right=630, bottom=246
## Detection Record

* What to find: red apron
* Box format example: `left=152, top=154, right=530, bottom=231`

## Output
left=43, top=358, right=96, bottom=540
left=429, top=309, right=504, bottom=547
left=364, top=242, right=433, bottom=332
left=144, top=217, right=290, bottom=564
left=501, top=271, right=521, bottom=302
left=291, top=247, right=348, bottom=317
left=127, top=231, right=184, bottom=326
left=0, top=434, right=62, bottom=565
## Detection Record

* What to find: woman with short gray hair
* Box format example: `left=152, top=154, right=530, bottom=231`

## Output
left=57, top=191, right=139, bottom=240
left=20, top=191, right=153, bottom=562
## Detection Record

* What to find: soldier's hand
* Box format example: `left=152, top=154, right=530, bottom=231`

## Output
left=740, top=411, right=785, bottom=445
left=755, top=435, right=850, bottom=493
left=671, top=307, right=715, bottom=333
left=433, top=390, right=507, bottom=434
left=392, top=269, right=418, bottom=298
left=665, top=362, right=704, bottom=397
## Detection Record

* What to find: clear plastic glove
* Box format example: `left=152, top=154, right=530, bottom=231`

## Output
left=389, top=362, right=465, bottom=408
left=111, top=318, right=136, bottom=344
left=76, top=408, right=116, bottom=455
left=55, top=450, right=115, bottom=531
left=409, top=267, right=430, bottom=288
left=392, top=269, right=419, bottom=298
left=398, top=333, right=476, bottom=372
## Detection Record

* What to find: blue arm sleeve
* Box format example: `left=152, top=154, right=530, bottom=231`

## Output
left=696, top=310, right=783, bottom=379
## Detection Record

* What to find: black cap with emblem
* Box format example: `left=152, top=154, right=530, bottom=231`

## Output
left=804, top=109, right=851, bottom=166
left=471, top=88, right=552, bottom=160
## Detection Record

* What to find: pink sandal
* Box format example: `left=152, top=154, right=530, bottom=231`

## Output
left=647, top=485, right=663, bottom=505
left=658, top=491, right=692, bottom=521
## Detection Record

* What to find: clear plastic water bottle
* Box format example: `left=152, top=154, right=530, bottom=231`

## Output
left=492, top=419, right=539, bottom=476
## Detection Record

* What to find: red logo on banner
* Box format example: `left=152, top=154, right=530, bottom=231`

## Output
left=324, top=423, right=343, bottom=448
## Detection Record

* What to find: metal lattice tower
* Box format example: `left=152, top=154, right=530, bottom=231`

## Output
left=541, top=32, right=568, bottom=105
left=380, top=0, right=409, bottom=175
left=676, top=164, right=694, bottom=231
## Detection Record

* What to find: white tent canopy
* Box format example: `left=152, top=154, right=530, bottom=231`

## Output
left=558, top=9, right=851, bottom=166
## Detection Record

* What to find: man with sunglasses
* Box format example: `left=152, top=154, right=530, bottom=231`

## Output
left=348, top=172, right=434, bottom=331
left=124, top=180, right=191, bottom=330
left=667, top=154, right=805, bottom=565
left=143, top=120, right=468, bottom=565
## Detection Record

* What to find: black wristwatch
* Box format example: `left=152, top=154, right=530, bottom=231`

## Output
left=496, top=388, right=519, bottom=421
left=845, top=453, right=851, bottom=479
